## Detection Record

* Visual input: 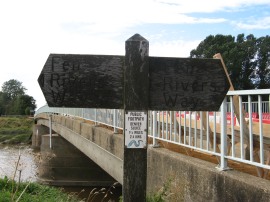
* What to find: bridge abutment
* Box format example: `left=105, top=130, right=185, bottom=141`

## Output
left=32, top=124, right=49, bottom=149
left=33, top=127, right=116, bottom=187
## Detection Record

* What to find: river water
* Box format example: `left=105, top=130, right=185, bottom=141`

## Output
left=0, top=145, right=122, bottom=201
left=0, top=145, right=38, bottom=182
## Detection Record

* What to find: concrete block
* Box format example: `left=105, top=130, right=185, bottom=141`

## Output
left=81, top=123, right=94, bottom=140
left=93, top=127, right=123, bottom=159
left=73, top=119, right=82, bottom=134
left=106, top=133, right=124, bottom=159
left=61, top=116, right=66, bottom=126
left=65, top=118, right=73, bottom=130
left=53, top=115, right=62, bottom=124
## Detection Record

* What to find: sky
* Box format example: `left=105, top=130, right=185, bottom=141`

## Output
left=1, top=0, right=270, bottom=109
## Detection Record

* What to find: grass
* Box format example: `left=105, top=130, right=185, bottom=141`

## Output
left=0, top=177, right=81, bottom=202
left=0, top=117, right=33, bottom=144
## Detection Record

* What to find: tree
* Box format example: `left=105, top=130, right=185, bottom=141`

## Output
left=12, top=95, right=36, bottom=115
left=0, top=79, right=36, bottom=115
left=1, top=79, right=26, bottom=100
left=235, top=34, right=257, bottom=89
left=253, top=36, right=270, bottom=89
left=190, top=34, right=236, bottom=59
left=0, top=92, right=10, bottom=115
left=190, top=34, right=258, bottom=90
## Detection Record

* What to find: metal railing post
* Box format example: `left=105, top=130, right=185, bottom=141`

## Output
left=217, top=98, right=229, bottom=170
left=258, top=95, right=264, bottom=164
left=81, top=108, right=84, bottom=119
left=248, top=95, right=254, bottom=162
left=49, top=113, right=52, bottom=149
left=152, top=111, right=159, bottom=147
left=113, top=109, right=118, bottom=133
left=95, top=108, right=97, bottom=125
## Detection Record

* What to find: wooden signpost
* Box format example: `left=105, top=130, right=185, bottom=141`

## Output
left=38, top=34, right=230, bottom=202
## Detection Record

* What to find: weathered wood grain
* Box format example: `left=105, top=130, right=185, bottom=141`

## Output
left=38, top=54, right=229, bottom=111
left=123, top=34, right=148, bottom=202
left=149, top=57, right=230, bottom=111
left=38, top=54, right=124, bottom=108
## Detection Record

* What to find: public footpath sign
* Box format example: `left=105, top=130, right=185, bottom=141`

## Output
left=38, top=34, right=230, bottom=202
left=125, top=111, right=147, bottom=148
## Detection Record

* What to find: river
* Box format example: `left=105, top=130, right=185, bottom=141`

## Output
left=0, top=145, right=38, bottom=182
left=0, top=145, right=122, bottom=201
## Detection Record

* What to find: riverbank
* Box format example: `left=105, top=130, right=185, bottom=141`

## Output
left=0, top=177, right=81, bottom=202
left=0, top=116, right=33, bottom=144
left=0, top=117, right=37, bottom=181
left=0, top=117, right=82, bottom=201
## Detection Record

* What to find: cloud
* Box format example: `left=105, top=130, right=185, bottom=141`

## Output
left=234, top=16, right=270, bottom=30
left=157, top=0, right=270, bottom=13
left=150, top=39, right=201, bottom=57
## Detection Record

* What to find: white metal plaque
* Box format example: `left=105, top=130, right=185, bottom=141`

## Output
left=125, top=111, right=147, bottom=148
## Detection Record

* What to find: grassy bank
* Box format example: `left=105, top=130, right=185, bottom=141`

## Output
left=0, top=114, right=81, bottom=202
left=0, top=177, right=80, bottom=202
left=0, top=117, right=33, bottom=144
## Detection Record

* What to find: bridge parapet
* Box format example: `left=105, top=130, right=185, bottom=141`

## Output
left=34, top=112, right=270, bottom=200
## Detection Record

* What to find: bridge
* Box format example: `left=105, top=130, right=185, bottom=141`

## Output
left=33, top=89, right=270, bottom=201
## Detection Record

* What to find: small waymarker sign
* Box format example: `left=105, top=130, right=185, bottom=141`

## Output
left=125, top=111, right=147, bottom=148
left=38, top=55, right=229, bottom=111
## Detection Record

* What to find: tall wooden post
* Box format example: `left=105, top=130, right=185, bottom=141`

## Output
left=123, top=34, right=149, bottom=201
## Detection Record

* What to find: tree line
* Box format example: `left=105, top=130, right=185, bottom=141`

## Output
left=190, top=34, right=270, bottom=90
left=0, top=79, right=36, bottom=116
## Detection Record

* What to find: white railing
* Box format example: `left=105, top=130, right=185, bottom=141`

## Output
left=35, top=89, right=270, bottom=176
left=35, top=106, right=124, bottom=133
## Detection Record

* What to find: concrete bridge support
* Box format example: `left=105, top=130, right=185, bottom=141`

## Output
left=32, top=125, right=116, bottom=186
left=32, top=124, right=49, bottom=149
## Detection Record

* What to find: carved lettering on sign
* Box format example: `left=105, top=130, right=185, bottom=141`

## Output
left=38, top=54, right=124, bottom=108
left=149, top=57, right=230, bottom=111
left=38, top=54, right=229, bottom=110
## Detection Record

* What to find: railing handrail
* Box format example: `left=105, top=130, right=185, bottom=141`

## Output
left=227, top=89, right=270, bottom=96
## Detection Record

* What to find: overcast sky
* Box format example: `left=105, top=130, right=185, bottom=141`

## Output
left=1, top=0, right=270, bottom=108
